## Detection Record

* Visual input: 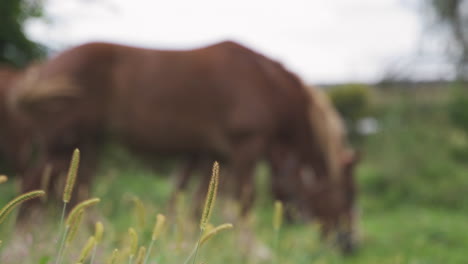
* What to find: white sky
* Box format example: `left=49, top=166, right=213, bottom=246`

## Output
left=25, top=0, right=452, bottom=84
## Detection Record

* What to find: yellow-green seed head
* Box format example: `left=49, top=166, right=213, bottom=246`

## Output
left=0, top=190, right=45, bottom=224
left=0, top=175, right=8, bottom=184
left=132, top=196, right=146, bottom=228
left=63, top=148, right=80, bottom=203
left=200, top=161, right=219, bottom=230
left=66, top=209, right=84, bottom=245
left=134, top=246, right=146, bottom=264
left=200, top=223, right=233, bottom=246
left=151, top=213, right=166, bottom=241
left=40, top=164, right=53, bottom=201
left=77, top=236, right=95, bottom=263
left=203, top=223, right=215, bottom=236
left=273, top=200, right=283, bottom=231
left=95, top=221, right=104, bottom=244
left=107, top=249, right=119, bottom=264
left=65, top=198, right=100, bottom=227
left=128, top=227, right=138, bottom=257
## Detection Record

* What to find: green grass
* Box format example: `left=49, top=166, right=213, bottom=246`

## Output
left=1, top=85, right=468, bottom=263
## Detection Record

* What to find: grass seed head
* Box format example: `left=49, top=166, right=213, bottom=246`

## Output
left=40, top=164, right=53, bottom=202
left=0, top=190, right=45, bottom=224
left=134, top=246, right=146, bottom=264
left=77, top=236, right=95, bottom=263
left=95, top=221, right=104, bottom=244
left=132, top=196, right=146, bottom=228
left=65, top=198, right=100, bottom=227
left=107, top=249, right=119, bottom=264
left=128, top=227, right=138, bottom=257
left=273, top=200, right=283, bottom=231
left=63, top=148, right=80, bottom=203
left=200, top=161, right=219, bottom=230
left=0, top=175, right=8, bottom=184
left=66, top=209, right=84, bottom=245
left=200, top=223, right=233, bottom=246
left=152, top=213, right=166, bottom=241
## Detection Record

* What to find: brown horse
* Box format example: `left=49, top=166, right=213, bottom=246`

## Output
left=7, top=41, right=358, bottom=251
left=288, top=85, right=359, bottom=252
left=177, top=84, right=360, bottom=252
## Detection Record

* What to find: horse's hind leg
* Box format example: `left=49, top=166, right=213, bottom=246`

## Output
left=173, top=156, right=200, bottom=193
left=228, top=134, right=266, bottom=216
left=167, top=156, right=200, bottom=217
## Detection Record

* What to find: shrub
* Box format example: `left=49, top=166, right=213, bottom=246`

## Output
left=448, top=84, right=468, bottom=133
left=327, top=83, right=373, bottom=123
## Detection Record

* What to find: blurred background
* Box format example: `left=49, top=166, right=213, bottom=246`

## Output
left=1, top=0, right=460, bottom=83
left=1, top=0, right=468, bottom=263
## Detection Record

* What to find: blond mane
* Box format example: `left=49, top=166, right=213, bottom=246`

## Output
left=306, top=85, right=348, bottom=182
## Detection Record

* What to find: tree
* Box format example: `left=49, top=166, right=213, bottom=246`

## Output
left=427, top=0, right=468, bottom=80
left=0, top=0, right=47, bottom=68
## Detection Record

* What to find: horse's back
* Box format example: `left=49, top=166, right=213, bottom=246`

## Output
left=107, top=41, right=282, bottom=153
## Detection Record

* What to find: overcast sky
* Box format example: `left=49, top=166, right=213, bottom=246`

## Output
left=25, top=0, right=452, bottom=84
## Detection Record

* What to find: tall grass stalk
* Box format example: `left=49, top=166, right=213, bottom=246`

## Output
left=199, top=223, right=233, bottom=245
left=77, top=236, right=96, bottom=263
left=182, top=223, right=233, bottom=264
left=40, top=164, right=53, bottom=202
left=66, top=210, right=84, bottom=245
left=0, top=190, right=45, bottom=224
left=132, top=196, right=146, bottom=228
left=273, top=200, right=283, bottom=264
left=56, top=198, right=100, bottom=264
left=135, top=246, right=146, bottom=264
left=144, top=214, right=165, bottom=264
left=183, top=161, right=219, bottom=264
left=107, top=249, right=119, bottom=264
left=128, top=227, right=138, bottom=264
left=90, top=221, right=104, bottom=264
left=175, top=191, right=186, bottom=252
left=56, top=149, right=80, bottom=264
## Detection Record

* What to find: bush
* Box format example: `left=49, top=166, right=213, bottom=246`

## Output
left=327, top=83, right=373, bottom=123
left=448, top=85, right=468, bottom=133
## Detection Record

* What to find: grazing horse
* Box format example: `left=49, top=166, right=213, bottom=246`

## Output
left=284, top=85, right=359, bottom=252
left=176, top=84, right=360, bottom=252
left=7, top=41, right=358, bottom=251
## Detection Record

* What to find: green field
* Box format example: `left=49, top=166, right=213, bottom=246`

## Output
left=1, top=84, right=468, bottom=264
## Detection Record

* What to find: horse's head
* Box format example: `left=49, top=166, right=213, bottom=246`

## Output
left=335, top=148, right=360, bottom=254
left=296, top=147, right=360, bottom=254
left=294, top=84, right=362, bottom=254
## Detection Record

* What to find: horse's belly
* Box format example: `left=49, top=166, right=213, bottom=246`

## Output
left=110, top=110, right=230, bottom=156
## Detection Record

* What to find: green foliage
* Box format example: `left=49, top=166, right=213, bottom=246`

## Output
left=361, top=88, right=468, bottom=210
left=2, top=84, right=468, bottom=263
left=430, top=0, right=459, bottom=21
left=327, top=83, right=373, bottom=123
left=0, top=0, right=46, bottom=67
left=426, top=0, right=468, bottom=79
left=448, top=84, right=468, bottom=132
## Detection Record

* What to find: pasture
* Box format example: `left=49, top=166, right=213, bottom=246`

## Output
left=1, top=82, right=468, bottom=263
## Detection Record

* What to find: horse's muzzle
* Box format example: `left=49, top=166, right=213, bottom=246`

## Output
left=336, top=230, right=358, bottom=255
